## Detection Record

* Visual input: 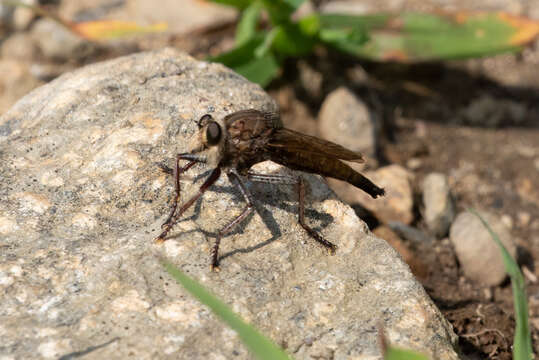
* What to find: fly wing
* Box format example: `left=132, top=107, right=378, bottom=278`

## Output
left=268, top=128, right=364, bottom=163
left=266, top=128, right=384, bottom=198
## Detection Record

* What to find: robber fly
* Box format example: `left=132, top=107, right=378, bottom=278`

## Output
left=155, top=109, right=384, bottom=271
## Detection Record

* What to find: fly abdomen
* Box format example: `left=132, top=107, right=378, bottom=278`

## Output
left=269, top=149, right=385, bottom=199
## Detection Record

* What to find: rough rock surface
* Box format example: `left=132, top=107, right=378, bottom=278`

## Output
left=449, top=211, right=516, bottom=286
left=0, top=48, right=459, bottom=359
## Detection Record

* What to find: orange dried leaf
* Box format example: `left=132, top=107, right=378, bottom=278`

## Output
left=72, top=20, right=168, bottom=40
left=497, top=12, right=539, bottom=45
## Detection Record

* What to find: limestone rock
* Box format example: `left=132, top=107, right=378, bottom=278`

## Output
left=449, top=211, right=516, bottom=286
left=0, top=48, right=458, bottom=360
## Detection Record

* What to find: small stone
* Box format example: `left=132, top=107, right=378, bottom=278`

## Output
left=517, top=211, right=531, bottom=227
left=0, top=60, right=43, bottom=114
left=31, top=18, right=97, bottom=61
left=501, top=214, right=513, bottom=229
left=406, top=157, right=423, bottom=170
left=318, top=86, right=377, bottom=159
left=449, top=211, right=517, bottom=286
left=422, top=173, right=455, bottom=238
left=13, top=4, right=36, bottom=31
left=0, top=32, right=40, bottom=61
left=298, top=60, right=323, bottom=99
left=350, top=165, right=414, bottom=225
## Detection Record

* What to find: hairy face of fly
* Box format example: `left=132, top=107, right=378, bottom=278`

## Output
left=186, top=114, right=226, bottom=168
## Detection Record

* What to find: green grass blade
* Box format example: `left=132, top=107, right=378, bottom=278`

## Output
left=162, top=260, right=292, bottom=360
left=236, top=1, right=263, bottom=45
left=210, top=35, right=280, bottom=86
left=469, top=209, right=533, bottom=360
left=317, top=12, right=539, bottom=61
left=385, top=346, right=429, bottom=360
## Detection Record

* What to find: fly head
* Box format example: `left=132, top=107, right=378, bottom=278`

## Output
left=186, top=114, right=227, bottom=168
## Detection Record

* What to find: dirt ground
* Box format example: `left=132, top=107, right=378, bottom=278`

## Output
left=2, top=5, right=538, bottom=358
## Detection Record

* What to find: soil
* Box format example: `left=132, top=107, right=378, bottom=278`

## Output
left=2, top=6, right=538, bottom=359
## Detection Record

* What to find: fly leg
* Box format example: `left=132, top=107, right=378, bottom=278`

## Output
left=247, top=171, right=337, bottom=254
left=155, top=165, right=221, bottom=243
left=211, top=169, right=255, bottom=272
left=160, top=154, right=200, bottom=231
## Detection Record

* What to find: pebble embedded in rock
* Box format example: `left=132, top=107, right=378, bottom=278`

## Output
left=422, top=172, right=455, bottom=238
left=449, top=211, right=517, bottom=286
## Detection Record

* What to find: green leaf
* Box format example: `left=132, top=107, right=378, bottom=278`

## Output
left=281, top=0, right=306, bottom=11
left=260, top=0, right=304, bottom=24
left=210, top=35, right=281, bottom=86
left=469, top=209, right=533, bottom=360
left=162, top=260, right=291, bottom=360
left=210, top=35, right=264, bottom=67
left=236, top=1, right=263, bottom=45
left=234, top=52, right=280, bottom=87
left=272, top=22, right=317, bottom=56
left=254, top=27, right=279, bottom=58
left=317, top=12, right=539, bottom=61
left=318, top=13, right=391, bottom=30
left=209, top=0, right=253, bottom=10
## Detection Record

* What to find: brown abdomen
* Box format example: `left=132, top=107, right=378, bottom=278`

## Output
left=269, top=149, right=385, bottom=199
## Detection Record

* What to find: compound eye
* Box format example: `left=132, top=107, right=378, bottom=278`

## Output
left=205, top=121, right=222, bottom=146
left=198, top=114, right=213, bottom=128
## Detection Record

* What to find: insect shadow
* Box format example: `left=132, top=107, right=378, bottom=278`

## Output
left=164, top=167, right=334, bottom=263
